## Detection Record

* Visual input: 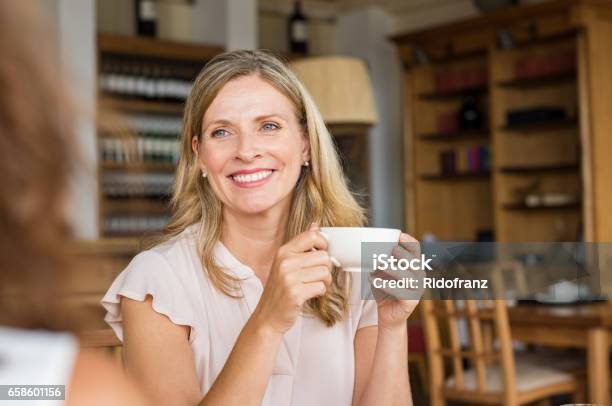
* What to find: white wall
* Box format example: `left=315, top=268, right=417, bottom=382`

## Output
left=336, top=7, right=404, bottom=229
left=40, top=0, right=98, bottom=239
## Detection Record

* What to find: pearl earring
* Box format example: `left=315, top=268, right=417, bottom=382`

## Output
left=303, top=160, right=310, bottom=167
left=202, top=170, right=207, bottom=178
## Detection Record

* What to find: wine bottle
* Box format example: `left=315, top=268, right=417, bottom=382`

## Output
left=288, top=0, right=308, bottom=55
left=135, top=0, right=157, bottom=37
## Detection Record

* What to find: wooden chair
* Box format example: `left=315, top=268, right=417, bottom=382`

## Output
left=421, top=299, right=584, bottom=406
left=78, top=328, right=123, bottom=366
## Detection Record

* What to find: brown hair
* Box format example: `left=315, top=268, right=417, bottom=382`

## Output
left=162, top=50, right=366, bottom=326
left=0, top=2, right=75, bottom=329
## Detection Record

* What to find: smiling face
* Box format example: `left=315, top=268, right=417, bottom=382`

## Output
left=192, top=74, right=310, bottom=216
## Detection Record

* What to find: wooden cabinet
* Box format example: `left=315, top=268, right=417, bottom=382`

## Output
left=392, top=0, right=612, bottom=242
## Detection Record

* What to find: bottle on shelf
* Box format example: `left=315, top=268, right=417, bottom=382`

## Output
left=459, top=96, right=484, bottom=130
left=135, top=0, right=157, bottom=37
left=288, top=0, right=308, bottom=55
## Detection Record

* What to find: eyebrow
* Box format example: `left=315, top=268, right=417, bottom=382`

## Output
left=203, top=114, right=287, bottom=131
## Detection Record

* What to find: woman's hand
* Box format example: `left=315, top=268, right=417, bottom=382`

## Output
left=252, top=223, right=333, bottom=335
left=372, top=232, right=422, bottom=331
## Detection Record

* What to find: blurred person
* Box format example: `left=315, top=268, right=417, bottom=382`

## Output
left=103, top=50, right=421, bottom=405
left=0, top=2, right=146, bottom=405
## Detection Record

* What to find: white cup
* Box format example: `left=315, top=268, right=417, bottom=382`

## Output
left=320, top=227, right=401, bottom=272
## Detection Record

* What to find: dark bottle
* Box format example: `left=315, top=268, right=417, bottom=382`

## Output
left=288, top=0, right=308, bottom=55
left=135, top=0, right=157, bottom=37
left=459, top=96, right=484, bottom=130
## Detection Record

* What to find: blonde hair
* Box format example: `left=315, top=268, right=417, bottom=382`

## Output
left=164, top=50, right=366, bottom=326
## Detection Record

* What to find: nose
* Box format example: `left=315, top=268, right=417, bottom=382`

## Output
left=235, top=133, right=262, bottom=162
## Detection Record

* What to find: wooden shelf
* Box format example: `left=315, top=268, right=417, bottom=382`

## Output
left=99, top=96, right=185, bottom=114
left=428, top=49, right=488, bottom=65
left=418, top=85, right=488, bottom=101
left=498, top=118, right=578, bottom=132
left=102, top=198, right=170, bottom=215
left=101, top=161, right=176, bottom=172
left=419, top=129, right=489, bottom=141
left=509, top=28, right=579, bottom=50
left=498, top=163, right=579, bottom=174
left=496, top=71, right=576, bottom=89
left=98, top=33, right=223, bottom=62
left=420, top=171, right=491, bottom=181
left=502, top=202, right=581, bottom=210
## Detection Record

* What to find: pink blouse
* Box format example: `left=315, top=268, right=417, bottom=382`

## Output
left=101, top=224, right=378, bottom=405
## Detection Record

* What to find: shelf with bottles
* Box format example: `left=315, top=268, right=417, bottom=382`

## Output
left=101, top=171, right=174, bottom=200
left=98, top=55, right=197, bottom=106
left=99, top=114, right=181, bottom=176
left=103, top=214, right=171, bottom=237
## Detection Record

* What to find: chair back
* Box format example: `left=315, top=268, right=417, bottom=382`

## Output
left=421, top=297, right=517, bottom=404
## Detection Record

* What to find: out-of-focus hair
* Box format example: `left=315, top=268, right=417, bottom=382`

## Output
left=161, top=50, right=366, bottom=326
left=0, top=1, right=75, bottom=329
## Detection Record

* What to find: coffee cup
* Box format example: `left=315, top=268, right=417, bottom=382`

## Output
left=320, top=227, right=401, bottom=272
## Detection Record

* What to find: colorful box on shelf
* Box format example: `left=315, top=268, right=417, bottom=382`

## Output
left=437, top=111, right=460, bottom=134
left=439, top=145, right=490, bottom=175
left=506, top=107, right=566, bottom=126
left=435, top=67, right=487, bottom=93
left=514, top=50, right=576, bottom=79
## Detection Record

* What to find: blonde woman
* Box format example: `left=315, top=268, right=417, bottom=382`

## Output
left=103, top=50, right=419, bottom=406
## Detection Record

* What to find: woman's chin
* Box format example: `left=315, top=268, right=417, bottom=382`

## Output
left=234, top=201, right=278, bottom=215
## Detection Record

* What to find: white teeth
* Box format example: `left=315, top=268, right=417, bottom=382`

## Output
left=231, top=170, right=272, bottom=183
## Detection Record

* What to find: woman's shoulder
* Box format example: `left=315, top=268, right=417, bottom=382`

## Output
left=129, top=224, right=202, bottom=276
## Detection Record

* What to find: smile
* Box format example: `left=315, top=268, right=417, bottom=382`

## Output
left=229, top=169, right=274, bottom=186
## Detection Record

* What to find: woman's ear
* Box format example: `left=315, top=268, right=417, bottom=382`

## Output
left=192, top=136, right=206, bottom=172
left=191, top=135, right=199, bottom=157
left=301, top=133, right=310, bottom=162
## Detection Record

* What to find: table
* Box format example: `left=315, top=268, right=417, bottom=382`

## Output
left=508, top=303, right=612, bottom=405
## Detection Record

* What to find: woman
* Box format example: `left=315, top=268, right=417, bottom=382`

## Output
left=102, top=50, right=419, bottom=405
left=0, top=1, right=146, bottom=405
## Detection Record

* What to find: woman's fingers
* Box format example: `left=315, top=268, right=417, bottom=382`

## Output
left=287, top=229, right=328, bottom=254
left=283, top=250, right=332, bottom=270
left=395, top=232, right=421, bottom=258
left=302, top=281, right=327, bottom=300
left=299, top=266, right=332, bottom=287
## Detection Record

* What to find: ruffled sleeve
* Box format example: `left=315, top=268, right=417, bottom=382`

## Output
left=101, top=250, right=197, bottom=342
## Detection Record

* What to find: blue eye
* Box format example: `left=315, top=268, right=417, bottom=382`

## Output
left=212, top=129, right=229, bottom=138
left=262, top=122, right=280, bottom=131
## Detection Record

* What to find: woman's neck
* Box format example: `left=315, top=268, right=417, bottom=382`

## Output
left=220, top=205, right=289, bottom=284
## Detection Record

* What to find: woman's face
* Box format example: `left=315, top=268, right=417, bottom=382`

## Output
left=193, top=74, right=309, bottom=215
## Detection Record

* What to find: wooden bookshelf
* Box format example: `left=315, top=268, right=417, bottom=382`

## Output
left=393, top=0, right=612, bottom=243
